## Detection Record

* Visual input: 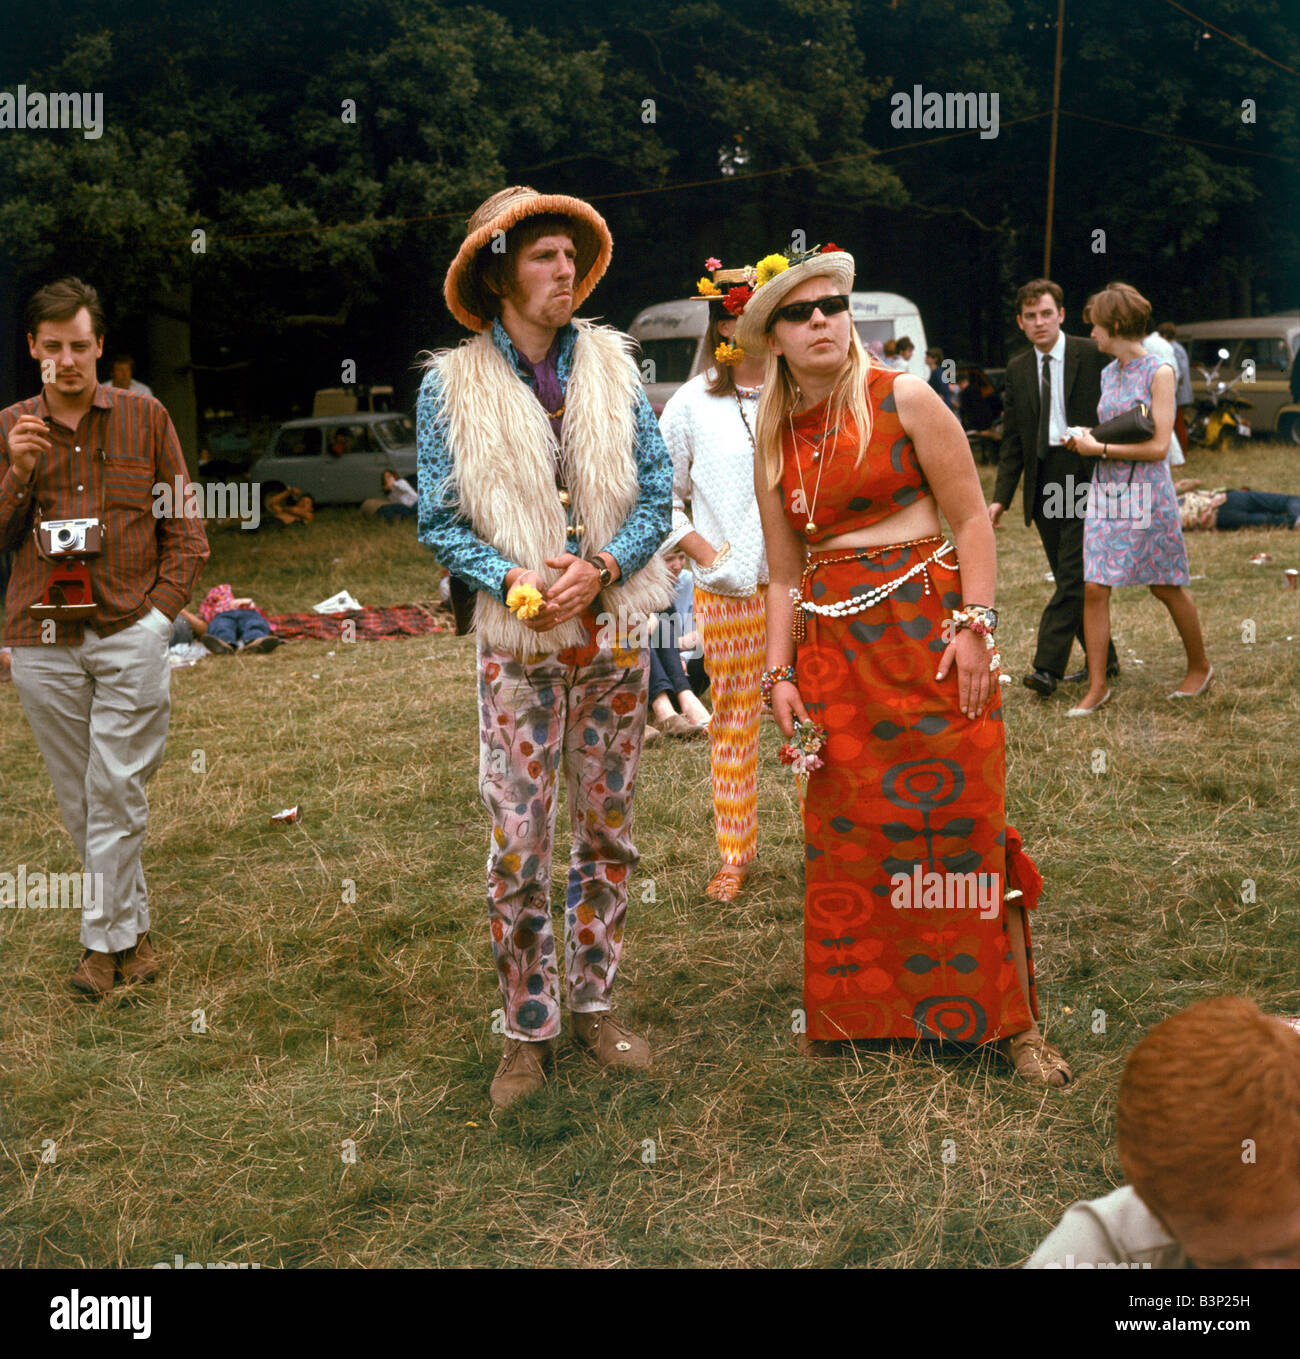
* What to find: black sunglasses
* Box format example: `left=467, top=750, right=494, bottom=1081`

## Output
left=768, top=293, right=850, bottom=329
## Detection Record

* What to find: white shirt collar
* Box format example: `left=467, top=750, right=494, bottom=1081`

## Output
left=1040, top=330, right=1067, bottom=367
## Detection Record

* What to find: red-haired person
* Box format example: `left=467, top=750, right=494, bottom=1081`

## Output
left=1027, top=996, right=1300, bottom=1268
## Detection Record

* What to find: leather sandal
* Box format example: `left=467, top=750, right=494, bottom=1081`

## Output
left=704, top=863, right=749, bottom=901
left=1003, top=1028, right=1072, bottom=1087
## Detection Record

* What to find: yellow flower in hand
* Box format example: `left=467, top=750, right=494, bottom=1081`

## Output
left=506, top=582, right=545, bottom=620
left=754, top=253, right=790, bottom=288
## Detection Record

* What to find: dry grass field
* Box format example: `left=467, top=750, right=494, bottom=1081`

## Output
left=2, top=442, right=1297, bottom=1267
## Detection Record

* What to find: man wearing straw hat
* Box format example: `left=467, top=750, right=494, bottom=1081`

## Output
left=417, top=186, right=673, bottom=1110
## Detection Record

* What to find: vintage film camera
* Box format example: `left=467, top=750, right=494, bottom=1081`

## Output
left=28, top=516, right=104, bottom=621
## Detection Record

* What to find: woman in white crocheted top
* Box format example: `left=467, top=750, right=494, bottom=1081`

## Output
left=659, top=262, right=770, bottom=902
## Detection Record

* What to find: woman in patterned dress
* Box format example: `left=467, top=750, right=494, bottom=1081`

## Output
left=738, top=245, right=1071, bottom=1086
left=1066, top=283, right=1213, bottom=715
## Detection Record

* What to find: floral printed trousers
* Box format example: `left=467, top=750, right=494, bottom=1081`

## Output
left=477, top=627, right=650, bottom=1042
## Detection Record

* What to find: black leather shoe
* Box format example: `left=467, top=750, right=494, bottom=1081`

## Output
left=1064, top=663, right=1121, bottom=684
left=1022, top=669, right=1058, bottom=696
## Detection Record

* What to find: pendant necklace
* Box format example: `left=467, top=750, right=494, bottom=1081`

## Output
left=732, top=383, right=761, bottom=452
left=789, top=393, right=837, bottom=536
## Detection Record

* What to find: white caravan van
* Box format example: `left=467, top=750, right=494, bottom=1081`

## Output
left=629, top=291, right=930, bottom=413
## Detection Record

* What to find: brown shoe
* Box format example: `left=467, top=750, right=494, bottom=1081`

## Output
left=70, top=948, right=117, bottom=999
left=704, top=863, right=749, bottom=901
left=489, top=1037, right=554, bottom=1109
left=1002, top=1026, right=1072, bottom=1087
left=572, top=1011, right=651, bottom=1069
left=117, top=933, right=161, bottom=986
left=797, top=1031, right=843, bottom=1059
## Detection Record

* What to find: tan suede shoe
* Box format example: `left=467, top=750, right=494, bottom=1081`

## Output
left=117, top=933, right=161, bottom=986
left=489, top=1037, right=554, bottom=1109
left=571, top=1011, right=651, bottom=1070
left=70, top=948, right=117, bottom=1000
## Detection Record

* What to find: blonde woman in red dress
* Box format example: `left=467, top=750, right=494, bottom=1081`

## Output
left=738, top=246, right=1070, bottom=1086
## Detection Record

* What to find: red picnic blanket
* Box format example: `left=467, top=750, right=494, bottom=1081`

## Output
left=264, top=603, right=455, bottom=641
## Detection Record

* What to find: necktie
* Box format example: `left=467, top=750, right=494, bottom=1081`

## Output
left=1037, top=352, right=1052, bottom=455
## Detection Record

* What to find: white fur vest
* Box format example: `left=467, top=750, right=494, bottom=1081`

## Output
left=433, top=321, right=673, bottom=659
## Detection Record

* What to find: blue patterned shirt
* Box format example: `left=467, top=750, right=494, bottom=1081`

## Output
left=416, top=317, right=672, bottom=602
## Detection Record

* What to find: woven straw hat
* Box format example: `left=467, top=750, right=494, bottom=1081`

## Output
left=734, top=249, right=855, bottom=353
left=443, top=185, right=613, bottom=332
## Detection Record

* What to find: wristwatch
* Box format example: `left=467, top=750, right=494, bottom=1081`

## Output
left=594, top=557, right=613, bottom=589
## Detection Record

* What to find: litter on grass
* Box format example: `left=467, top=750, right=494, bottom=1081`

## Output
left=314, top=589, right=363, bottom=614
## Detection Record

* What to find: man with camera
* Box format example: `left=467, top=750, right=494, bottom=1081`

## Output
left=0, top=277, right=209, bottom=998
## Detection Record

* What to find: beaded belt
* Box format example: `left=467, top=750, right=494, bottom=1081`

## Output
left=790, top=535, right=956, bottom=641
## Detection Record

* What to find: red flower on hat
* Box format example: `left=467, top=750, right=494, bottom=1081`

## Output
left=722, top=284, right=752, bottom=316
left=821, top=242, right=842, bottom=253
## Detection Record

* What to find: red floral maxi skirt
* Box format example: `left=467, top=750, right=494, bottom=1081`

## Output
left=796, top=540, right=1042, bottom=1043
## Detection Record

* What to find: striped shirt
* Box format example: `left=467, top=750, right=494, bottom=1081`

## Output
left=0, top=383, right=210, bottom=646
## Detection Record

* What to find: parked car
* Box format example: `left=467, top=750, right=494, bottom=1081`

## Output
left=629, top=291, right=930, bottom=413
left=247, top=413, right=417, bottom=505
left=1177, top=314, right=1300, bottom=442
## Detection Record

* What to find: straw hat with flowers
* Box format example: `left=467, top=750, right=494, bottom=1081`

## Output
left=443, top=185, right=614, bottom=333
left=733, top=244, right=855, bottom=353
left=692, top=257, right=757, bottom=365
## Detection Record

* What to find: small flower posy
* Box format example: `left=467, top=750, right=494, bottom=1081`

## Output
left=506, top=582, right=545, bottom=620
left=778, top=719, right=827, bottom=779
left=714, top=340, right=744, bottom=366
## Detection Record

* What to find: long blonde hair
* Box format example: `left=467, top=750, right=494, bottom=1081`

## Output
left=756, top=326, right=876, bottom=491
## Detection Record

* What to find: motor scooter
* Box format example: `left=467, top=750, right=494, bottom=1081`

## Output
left=1189, top=347, right=1253, bottom=450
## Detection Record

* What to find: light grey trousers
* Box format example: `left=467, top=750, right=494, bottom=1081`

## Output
left=10, top=607, right=172, bottom=952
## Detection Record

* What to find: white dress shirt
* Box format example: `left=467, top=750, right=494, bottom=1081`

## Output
left=1036, top=331, right=1069, bottom=447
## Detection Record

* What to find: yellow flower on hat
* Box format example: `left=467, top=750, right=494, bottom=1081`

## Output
left=697, top=276, right=720, bottom=297
left=754, top=254, right=790, bottom=288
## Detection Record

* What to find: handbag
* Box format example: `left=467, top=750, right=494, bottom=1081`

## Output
left=1092, top=402, right=1154, bottom=444
left=448, top=574, right=476, bottom=635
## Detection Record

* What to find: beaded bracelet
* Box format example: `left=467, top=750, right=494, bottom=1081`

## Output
left=760, top=664, right=797, bottom=708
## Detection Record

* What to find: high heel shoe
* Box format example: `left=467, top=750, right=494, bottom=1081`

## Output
left=1065, top=689, right=1111, bottom=718
left=1168, top=666, right=1214, bottom=700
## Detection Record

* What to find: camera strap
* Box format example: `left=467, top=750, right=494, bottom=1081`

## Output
left=26, top=415, right=105, bottom=619
left=30, top=417, right=108, bottom=558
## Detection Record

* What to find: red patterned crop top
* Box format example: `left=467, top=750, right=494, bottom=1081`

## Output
left=779, top=365, right=932, bottom=543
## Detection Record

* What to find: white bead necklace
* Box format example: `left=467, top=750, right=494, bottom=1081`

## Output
left=790, top=542, right=957, bottom=617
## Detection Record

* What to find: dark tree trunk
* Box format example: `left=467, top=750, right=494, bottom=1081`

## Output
left=146, top=282, right=198, bottom=477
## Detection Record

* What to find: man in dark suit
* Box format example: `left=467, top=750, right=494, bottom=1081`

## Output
left=989, top=279, right=1118, bottom=695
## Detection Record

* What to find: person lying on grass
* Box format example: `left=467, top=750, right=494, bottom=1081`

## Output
left=197, top=583, right=282, bottom=654
left=1174, top=479, right=1300, bottom=532
left=265, top=485, right=315, bottom=525
left=1026, top=995, right=1300, bottom=1269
